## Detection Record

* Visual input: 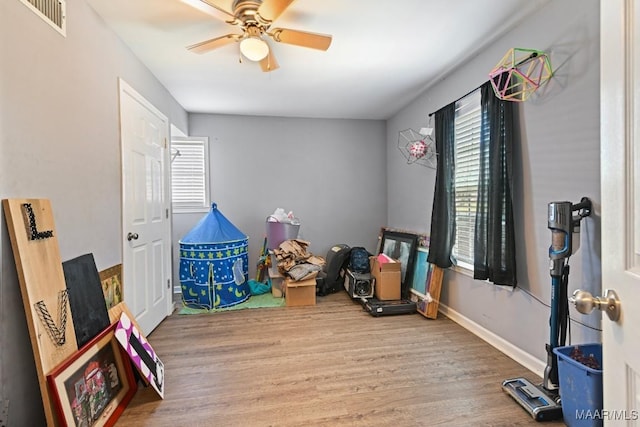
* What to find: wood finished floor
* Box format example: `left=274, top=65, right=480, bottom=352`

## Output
left=116, top=291, right=565, bottom=427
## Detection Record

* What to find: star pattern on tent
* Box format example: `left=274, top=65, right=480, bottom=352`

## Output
left=179, top=236, right=250, bottom=310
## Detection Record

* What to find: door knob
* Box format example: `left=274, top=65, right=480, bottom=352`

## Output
left=127, top=232, right=139, bottom=241
left=569, top=289, right=621, bottom=321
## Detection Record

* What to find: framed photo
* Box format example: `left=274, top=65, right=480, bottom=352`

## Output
left=47, top=323, right=137, bottom=427
left=99, top=264, right=123, bottom=310
left=379, top=229, right=419, bottom=298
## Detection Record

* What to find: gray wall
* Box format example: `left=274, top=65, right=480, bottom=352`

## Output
left=173, top=114, right=387, bottom=287
left=0, top=0, right=187, bottom=424
left=0, top=0, right=603, bottom=424
left=387, top=0, right=601, bottom=365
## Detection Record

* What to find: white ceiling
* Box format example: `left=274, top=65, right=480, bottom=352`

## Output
left=87, top=0, right=549, bottom=120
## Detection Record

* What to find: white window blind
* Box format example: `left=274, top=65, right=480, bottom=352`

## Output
left=452, top=90, right=481, bottom=267
left=171, top=137, right=210, bottom=213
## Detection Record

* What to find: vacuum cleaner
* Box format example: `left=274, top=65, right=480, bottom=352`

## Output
left=502, top=197, right=592, bottom=421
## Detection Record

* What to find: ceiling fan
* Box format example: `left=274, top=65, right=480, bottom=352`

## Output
left=185, top=0, right=332, bottom=72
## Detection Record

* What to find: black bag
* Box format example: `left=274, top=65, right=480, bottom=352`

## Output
left=348, top=247, right=371, bottom=274
left=317, top=244, right=350, bottom=296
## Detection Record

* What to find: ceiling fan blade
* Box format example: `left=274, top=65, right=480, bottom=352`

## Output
left=259, top=47, right=280, bottom=72
left=180, top=0, right=236, bottom=22
left=257, top=0, right=295, bottom=22
left=270, top=28, right=332, bottom=51
left=187, top=34, right=240, bottom=54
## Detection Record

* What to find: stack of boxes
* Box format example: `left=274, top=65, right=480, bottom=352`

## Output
left=269, top=249, right=403, bottom=307
left=268, top=251, right=316, bottom=307
left=266, top=214, right=317, bottom=307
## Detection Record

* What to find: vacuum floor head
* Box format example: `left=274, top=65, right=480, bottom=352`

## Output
left=502, top=377, right=563, bottom=421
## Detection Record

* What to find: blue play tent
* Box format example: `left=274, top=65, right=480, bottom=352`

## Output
left=179, top=203, right=250, bottom=309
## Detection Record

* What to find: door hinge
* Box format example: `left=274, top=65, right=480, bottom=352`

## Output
left=167, top=279, right=171, bottom=289
left=166, top=208, right=169, bottom=219
left=164, top=137, right=168, bottom=149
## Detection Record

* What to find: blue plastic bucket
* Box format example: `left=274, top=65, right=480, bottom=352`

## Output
left=553, top=343, right=603, bottom=427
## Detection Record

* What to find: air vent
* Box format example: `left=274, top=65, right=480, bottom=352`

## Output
left=19, top=0, right=66, bottom=36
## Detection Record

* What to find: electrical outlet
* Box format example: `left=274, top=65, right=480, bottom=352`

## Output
left=0, top=399, right=8, bottom=427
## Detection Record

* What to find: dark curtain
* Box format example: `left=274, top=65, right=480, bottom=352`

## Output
left=427, top=103, right=456, bottom=268
left=473, top=81, right=517, bottom=286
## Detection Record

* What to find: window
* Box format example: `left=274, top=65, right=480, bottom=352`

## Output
left=452, top=90, right=481, bottom=269
left=428, top=82, right=516, bottom=284
left=170, top=137, right=210, bottom=213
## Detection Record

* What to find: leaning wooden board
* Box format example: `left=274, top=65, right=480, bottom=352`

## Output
left=3, top=199, right=78, bottom=427
left=423, top=265, right=444, bottom=319
left=413, top=265, right=444, bottom=320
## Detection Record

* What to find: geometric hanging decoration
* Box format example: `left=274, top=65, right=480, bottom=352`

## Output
left=488, top=48, right=553, bottom=102
left=397, top=128, right=437, bottom=169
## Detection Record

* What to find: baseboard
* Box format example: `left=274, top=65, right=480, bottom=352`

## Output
left=438, top=303, right=546, bottom=378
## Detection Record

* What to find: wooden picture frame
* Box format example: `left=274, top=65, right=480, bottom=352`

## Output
left=99, top=264, right=123, bottom=311
left=379, top=229, right=418, bottom=298
left=47, top=323, right=137, bottom=427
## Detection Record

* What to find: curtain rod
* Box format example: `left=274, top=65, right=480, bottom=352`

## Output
left=427, top=80, right=487, bottom=117
left=427, top=52, right=540, bottom=117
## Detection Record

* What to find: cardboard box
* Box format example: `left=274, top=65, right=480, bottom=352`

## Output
left=285, top=277, right=316, bottom=306
left=370, top=254, right=401, bottom=300
left=268, top=266, right=285, bottom=298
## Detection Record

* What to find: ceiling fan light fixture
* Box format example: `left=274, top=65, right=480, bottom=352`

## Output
left=240, top=37, right=269, bottom=61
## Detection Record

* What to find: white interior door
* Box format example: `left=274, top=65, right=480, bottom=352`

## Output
left=601, top=0, right=640, bottom=421
left=119, top=79, right=172, bottom=334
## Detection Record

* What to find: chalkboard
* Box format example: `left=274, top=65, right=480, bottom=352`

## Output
left=63, top=253, right=110, bottom=347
